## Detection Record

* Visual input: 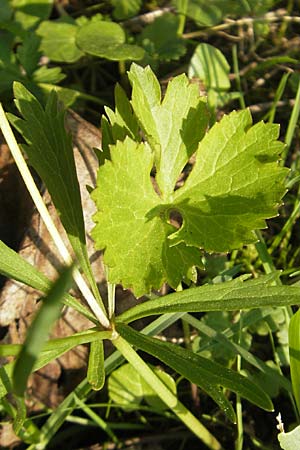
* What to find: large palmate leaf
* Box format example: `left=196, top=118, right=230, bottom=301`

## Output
left=91, top=138, right=202, bottom=296
left=8, top=83, right=103, bottom=307
left=170, top=109, right=288, bottom=251
left=92, top=64, right=288, bottom=296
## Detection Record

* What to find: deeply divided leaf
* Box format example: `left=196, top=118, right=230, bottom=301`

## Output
left=8, top=83, right=102, bottom=307
left=92, top=63, right=288, bottom=296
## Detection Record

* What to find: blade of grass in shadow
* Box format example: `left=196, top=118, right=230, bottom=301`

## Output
left=283, top=74, right=300, bottom=163
left=13, top=265, right=74, bottom=397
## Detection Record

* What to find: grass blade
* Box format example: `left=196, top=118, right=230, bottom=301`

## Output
left=289, top=309, right=300, bottom=415
left=13, top=265, right=74, bottom=397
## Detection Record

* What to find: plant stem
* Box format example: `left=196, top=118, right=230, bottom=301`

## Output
left=235, top=312, right=243, bottom=450
left=112, top=334, right=223, bottom=450
left=105, top=266, right=116, bottom=319
left=177, top=0, right=188, bottom=36
left=283, top=75, right=300, bottom=163
left=232, top=45, right=246, bottom=109
left=0, top=103, right=110, bottom=329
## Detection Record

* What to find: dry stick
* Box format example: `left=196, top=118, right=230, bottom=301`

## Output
left=183, top=10, right=300, bottom=39
left=0, top=103, right=110, bottom=329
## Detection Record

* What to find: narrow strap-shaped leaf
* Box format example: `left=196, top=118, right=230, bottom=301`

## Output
left=117, top=323, right=273, bottom=415
left=289, top=309, right=300, bottom=414
left=0, top=240, right=97, bottom=324
left=13, top=265, right=74, bottom=396
left=185, top=313, right=291, bottom=393
left=32, top=313, right=188, bottom=449
left=117, top=276, right=300, bottom=323
left=87, top=340, right=105, bottom=390
left=8, top=83, right=104, bottom=310
left=0, top=329, right=112, bottom=399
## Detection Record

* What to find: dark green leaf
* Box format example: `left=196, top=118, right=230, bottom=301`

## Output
left=8, top=83, right=103, bottom=308
left=117, top=276, right=300, bottom=323
left=138, top=13, right=186, bottom=61
left=16, top=34, right=41, bottom=76
left=76, top=20, right=144, bottom=61
left=112, top=0, right=142, bottom=20
left=117, top=323, right=273, bottom=418
left=0, top=0, right=13, bottom=22
left=87, top=340, right=105, bottom=391
left=13, top=265, right=73, bottom=396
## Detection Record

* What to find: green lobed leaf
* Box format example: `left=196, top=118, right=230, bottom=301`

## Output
left=37, top=20, right=84, bottom=63
left=101, top=83, right=140, bottom=159
left=8, top=83, right=103, bottom=309
left=32, top=66, right=65, bottom=84
left=76, top=20, right=144, bottom=61
left=117, top=323, right=273, bottom=419
left=138, top=13, right=186, bottom=62
left=91, top=137, right=202, bottom=296
left=92, top=64, right=287, bottom=296
left=16, top=34, right=41, bottom=76
left=170, top=109, right=288, bottom=251
left=117, top=275, right=300, bottom=323
left=13, top=265, right=73, bottom=396
left=128, top=63, right=208, bottom=197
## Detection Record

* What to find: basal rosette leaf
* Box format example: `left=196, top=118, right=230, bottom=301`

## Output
left=91, top=137, right=201, bottom=296
left=170, top=109, right=288, bottom=252
left=93, top=65, right=287, bottom=296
